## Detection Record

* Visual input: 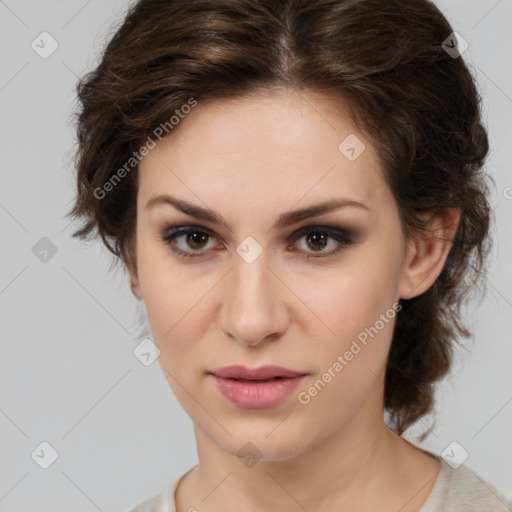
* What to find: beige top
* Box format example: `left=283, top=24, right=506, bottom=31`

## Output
left=128, top=457, right=511, bottom=512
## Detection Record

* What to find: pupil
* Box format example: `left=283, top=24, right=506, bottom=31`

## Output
left=307, top=232, right=327, bottom=251
left=188, top=232, right=208, bottom=249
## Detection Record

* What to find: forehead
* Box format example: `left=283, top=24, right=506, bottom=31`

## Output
left=138, top=89, right=389, bottom=218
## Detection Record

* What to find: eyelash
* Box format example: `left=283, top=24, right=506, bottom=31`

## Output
left=158, top=224, right=354, bottom=260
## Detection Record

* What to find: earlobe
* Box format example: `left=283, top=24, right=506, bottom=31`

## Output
left=126, top=237, right=143, bottom=300
left=398, top=209, right=460, bottom=300
left=130, top=277, right=142, bottom=300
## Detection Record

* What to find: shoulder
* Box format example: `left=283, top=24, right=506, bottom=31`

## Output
left=125, top=480, right=177, bottom=512
left=126, top=466, right=196, bottom=512
left=420, top=458, right=511, bottom=512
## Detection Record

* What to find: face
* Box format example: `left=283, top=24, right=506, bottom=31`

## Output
left=130, top=89, right=414, bottom=462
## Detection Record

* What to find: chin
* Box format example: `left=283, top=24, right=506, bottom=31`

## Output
left=211, top=420, right=313, bottom=464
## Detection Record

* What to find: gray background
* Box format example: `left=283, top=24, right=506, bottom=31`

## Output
left=0, top=1, right=511, bottom=510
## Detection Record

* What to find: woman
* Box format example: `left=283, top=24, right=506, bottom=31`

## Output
left=68, top=0, right=511, bottom=510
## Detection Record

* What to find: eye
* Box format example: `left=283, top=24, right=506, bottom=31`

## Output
left=159, top=225, right=219, bottom=259
left=287, top=226, right=353, bottom=259
left=159, top=225, right=354, bottom=260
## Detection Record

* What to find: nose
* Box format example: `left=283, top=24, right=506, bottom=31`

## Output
left=218, top=249, right=289, bottom=347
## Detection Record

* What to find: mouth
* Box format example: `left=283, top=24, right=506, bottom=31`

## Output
left=208, top=365, right=308, bottom=409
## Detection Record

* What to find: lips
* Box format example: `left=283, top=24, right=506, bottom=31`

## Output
left=209, top=365, right=308, bottom=408
left=210, top=365, right=306, bottom=381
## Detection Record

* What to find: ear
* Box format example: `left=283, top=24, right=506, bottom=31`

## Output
left=398, top=208, right=461, bottom=300
left=126, top=236, right=143, bottom=300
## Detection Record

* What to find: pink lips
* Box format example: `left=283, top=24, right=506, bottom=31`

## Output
left=209, top=365, right=307, bottom=409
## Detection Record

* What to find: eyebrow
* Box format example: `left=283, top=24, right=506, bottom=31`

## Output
left=145, top=194, right=370, bottom=230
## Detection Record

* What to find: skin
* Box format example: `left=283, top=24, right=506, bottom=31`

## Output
left=128, top=88, right=460, bottom=512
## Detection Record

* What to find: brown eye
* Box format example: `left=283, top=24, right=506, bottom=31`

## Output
left=305, top=232, right=329, bottom=252
left=288, top=226, right=353, bottom=259
left=160, top=226, right=217, bottom=258
left=184, top=231, right=210, bottom=250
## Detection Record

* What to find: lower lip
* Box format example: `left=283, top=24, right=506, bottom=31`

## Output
left=211, top=374, right=306, bottom=409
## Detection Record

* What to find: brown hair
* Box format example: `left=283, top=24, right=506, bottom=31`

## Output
left=68, top=0, right=493, bottom=436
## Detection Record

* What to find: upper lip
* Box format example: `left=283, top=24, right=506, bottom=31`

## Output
left=210, top=365, right=307, bottom=380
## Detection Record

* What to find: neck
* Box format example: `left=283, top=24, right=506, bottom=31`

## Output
left=180, top=389, right=408, bottom=511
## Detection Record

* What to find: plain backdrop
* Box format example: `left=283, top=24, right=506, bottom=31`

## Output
left=0, top=1, right=511, bottom=510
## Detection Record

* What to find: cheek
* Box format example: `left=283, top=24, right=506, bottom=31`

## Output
left=136, top=241, right=187, bottom=338
left=289, top=242, right=403, bottom=408
left=294, top=270, right=401, bottom=426
left=136, top=241, right=220, bottom=368
left=295, top=245, right=402, bottom=347
left=299, top=291, right=397, bottom=405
